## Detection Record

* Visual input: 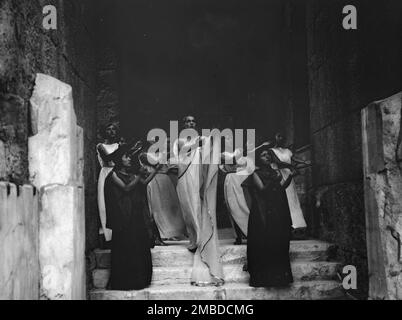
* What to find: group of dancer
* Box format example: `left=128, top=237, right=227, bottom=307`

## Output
left=96, top=116, right=308, bottom=291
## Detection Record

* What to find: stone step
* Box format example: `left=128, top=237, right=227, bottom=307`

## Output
left=92, top=261, right=341, bottom=289
left=94, top=240, right=334, bottom=269
left=90, top=280, right=345, bottom=300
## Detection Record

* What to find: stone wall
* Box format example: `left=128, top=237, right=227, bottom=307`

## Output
left=362, top=93, right=402, bottom=300
left=305, top=0, right=402, bottom=298
left=0, top=0, right=99, bottom=251
left=0, top=183, right=39, bottom=300
left=96, top=46, right=120, bottom=136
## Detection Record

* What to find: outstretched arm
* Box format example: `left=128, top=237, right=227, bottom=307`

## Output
left=292, top=156, right=311, bottom=166
left=280, top=167, right=298, bottom=189
left=140, top=164, right=163, bottom=185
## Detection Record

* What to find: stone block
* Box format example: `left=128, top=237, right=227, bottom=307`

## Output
left=76, top=126, right=84, bottom=186
left=39, top=184, right=85, bottom=300
left=362, top=92, right=402, bottom=300
left=0, top=140, right=6, bottom=178
left=0, top=183, right=39, bottom=300
left=29, top=74, right=82, bottom=188
left=0, top=94, right=29, bottom=184
left=90, top=281, right=345, bottom=300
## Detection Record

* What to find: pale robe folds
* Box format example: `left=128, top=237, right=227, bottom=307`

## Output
left=223, top=156, right=255, bottom=237
left=147, top=166, right=187, bottom=239
left=271, top=147, right=307, bottom=229
left=176, top=134, right=224, bottom=285
left=97, top=143, right=119, bottom=242
left=176, top=145, right=202, bottom=250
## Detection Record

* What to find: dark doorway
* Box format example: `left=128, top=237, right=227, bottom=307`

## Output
left=98, top=0, right=308, bottom=142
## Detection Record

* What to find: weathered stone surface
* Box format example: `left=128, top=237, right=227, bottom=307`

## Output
left=362, top=92, right=402, bottom=300
left=0, top=140, right=6, bottom=178
left=92, top=261, right=341, bottom=289
left=76, top=126, right=84, bottom=186
left=90, top=281, right=344, bottom=301
left=312, top=182, right=367, bottom=296
left=223, top=281, right=344, bottom=300
left=39, top=185, right=85, bottom=300
left=0, top=183, right=39, bottom=300
left=305, top=0, right=402, bottom=299
left=0, top=0, right=100, bottom=259
left=29, top=74, right=82, bottom=189
left=94, top=240, right=334, bottom=269
left=0, top=94, right=29, bottom=184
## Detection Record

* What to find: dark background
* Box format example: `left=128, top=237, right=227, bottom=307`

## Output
left=99, top=0, right=305, bottom=143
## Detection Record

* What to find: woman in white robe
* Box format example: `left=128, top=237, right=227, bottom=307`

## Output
left=270, top=133, right=307, bottom=229
left=142, top=151, right=187, bottom=240
left=223, top=151, right=255, bottom=238
left=175, top=135, right=203, bottom=251
left=190, top=133, right=224, bottom=286
left=96, top=123, right=120, bottom=242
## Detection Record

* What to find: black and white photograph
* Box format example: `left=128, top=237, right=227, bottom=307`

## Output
left=0, top=0, right=401, bottom=305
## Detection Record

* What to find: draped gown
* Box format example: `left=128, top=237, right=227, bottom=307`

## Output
left=104, top=170, right=152, bottom=290
left=147, top=164, right=187, bottom=239
left=242, top=168, right=293, bottom=287
left=271, top=147, right=307, bottom=229
left=175, top=134, right=224, bottom=285
left=223, top=155, right=255, bottom=237
left=97, top=143, right=119, bottom=242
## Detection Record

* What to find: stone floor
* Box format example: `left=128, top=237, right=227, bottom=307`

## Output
left=90, top=231, right=346, bottom=300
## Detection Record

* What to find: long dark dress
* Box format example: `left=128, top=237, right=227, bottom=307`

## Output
left=242, top=168, right=293, bottom=287
left=104, top=170, right=152, bottom=290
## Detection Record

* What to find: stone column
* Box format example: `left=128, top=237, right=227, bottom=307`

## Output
left=28, top=74, right=86, bottom=300
left=362, top=92, right=402, bottom=300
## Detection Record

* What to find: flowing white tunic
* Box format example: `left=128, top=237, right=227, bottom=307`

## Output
left=223, top=155, right=255, bottom=236
left=271, top=147, right=307, bottom=229
left=147, top=165, right=187, bottom=239
left=175, top=135, right=224, bottom=285
left=97, top=143, right=119, bottom=241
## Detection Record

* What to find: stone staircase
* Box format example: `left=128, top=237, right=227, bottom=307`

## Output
left=90, top=239, right=346, bottom=300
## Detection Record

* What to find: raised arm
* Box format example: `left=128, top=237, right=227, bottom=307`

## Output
left=270, top=150, right=295, bottom=170
left=252, top=172, right=265, bottom=191
left=141, top=168, right=158, bottom=185
left=280, top=174, right=293, bottom=189
left=97, top=144, right=115, bottom=163
left=111, top=172, right=141, bottom=192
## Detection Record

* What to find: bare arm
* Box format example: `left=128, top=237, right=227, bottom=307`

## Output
left=141, top=168, right=158, bottom=185
left=292, top=156, right=311, bottom=166
left=270, top=150, right=295, bottom=170
left=140, top=164, right=163, bottom=185
left=97, top=144, right=115, bottom=163
left=280, top=174, right=293, bottom=189
left=111, top=172, right=141, bottom=192
left=252, top=172, right=265, bottom=191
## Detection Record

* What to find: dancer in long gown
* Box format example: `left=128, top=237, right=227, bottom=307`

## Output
left=96, top=123, right=120, bottom=242
left=221, top=141, right=271, bottom=243
left=190, top=132, right=224, bottom=286
left=104, top=145, right=160, bottom=290
left=242, top=147, right=295, bottom=287
left=270, top=133, right=307, bottom=230
left=141, top=148, right=187, bottom=240
left=174, top=116, right=224, bottom=286
left=174, top=115, right=202, bottom=252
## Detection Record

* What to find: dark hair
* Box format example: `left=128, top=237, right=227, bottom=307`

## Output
left=101, top=122, right=120, bottom=140
left=182, top=115, right=197, bottom=125
left=255, top=146, right=274, bottom=167
left=113, top=153, right=124, bottom=170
